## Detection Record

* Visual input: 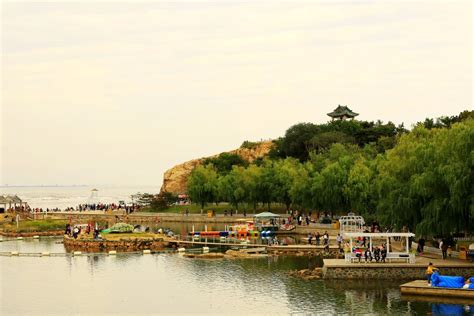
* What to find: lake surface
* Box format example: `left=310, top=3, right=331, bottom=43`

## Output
left=2, top=239, right=472, bottom=315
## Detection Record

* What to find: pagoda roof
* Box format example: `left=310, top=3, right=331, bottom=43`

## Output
left=327, top=105, right=359, bottom=118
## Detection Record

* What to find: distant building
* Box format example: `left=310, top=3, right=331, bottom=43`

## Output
left=327, top=105, right=359, bottom=121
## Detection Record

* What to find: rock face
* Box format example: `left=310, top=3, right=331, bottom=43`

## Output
left=160, top=141, right=274, bottom=194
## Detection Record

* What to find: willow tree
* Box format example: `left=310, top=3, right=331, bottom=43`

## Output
left=375, top=119, right=474, bottom=235
left=217, top=166, right=246, bottom=210
left=187, top=164, right=219, bottom=210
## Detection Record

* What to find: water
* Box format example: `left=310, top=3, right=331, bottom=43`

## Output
left=2, top=239, right=472, bottom=315
left=0, top=185, right=158, bottom=209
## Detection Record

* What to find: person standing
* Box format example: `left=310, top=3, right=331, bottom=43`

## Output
left=315, top=232, right=321, bottom=246
left=440, top=240, right=448, bottom=259
left=336, top=233, right=343, bottom=250
left=418, top=237, right=425, bottom=255
left=323, top=231, right=329, bottom=246
left=426, top=262, right=438, bottom=284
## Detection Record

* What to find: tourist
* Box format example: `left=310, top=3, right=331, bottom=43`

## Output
left=336, top=234, right=343, bottom=249
left=380, top=246, right=387, bottom=262
left=315, top=232, right=321, bottom=246
left=72, top=226, right=79, bottom=239
left=418, top=237, right=425, bottom=255
left=298, top=215, right=302, bottom=226
left=440, top=240, right=448, bottom=259
left=323, top=231, right=329, bottom=246
left=65, top=224, right=71, bottom=235
left=425, top=262, right=438, bottom=284
left=374, top=247, right=381, bottom=262
left=364, top=248, right=373, bottom=262
left=305, top=216, right=310, bottom=226
left=354, top=248, right=363, bottom=263
left=93, top=228, right=100, bottom=239
left=308, top=233, right=313, bottom=245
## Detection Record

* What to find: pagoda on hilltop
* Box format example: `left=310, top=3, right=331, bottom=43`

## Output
left=327, top=105, right=359, bottom=121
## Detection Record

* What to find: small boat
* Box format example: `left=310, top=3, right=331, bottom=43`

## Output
left=400, top=280, right=474, bottom=300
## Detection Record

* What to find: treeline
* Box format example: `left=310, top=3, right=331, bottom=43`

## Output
left=187, top=112, right=473, bottom=236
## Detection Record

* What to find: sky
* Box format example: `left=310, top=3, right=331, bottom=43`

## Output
left=1, top=0, right=472, bottom=187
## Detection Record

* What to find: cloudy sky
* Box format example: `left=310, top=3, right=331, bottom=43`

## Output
left=1, top=0, right=472, bottom=187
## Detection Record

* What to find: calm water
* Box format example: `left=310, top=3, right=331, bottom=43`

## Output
left=1, top=239, right=472, bottom=315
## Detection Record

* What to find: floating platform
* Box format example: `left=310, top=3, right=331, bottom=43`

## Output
left=400, top=280, right=474, bottom=300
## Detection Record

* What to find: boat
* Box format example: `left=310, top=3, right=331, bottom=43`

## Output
left=189, top=212, right=295, bottom=239
left=400, top=280, right=474, bottom=300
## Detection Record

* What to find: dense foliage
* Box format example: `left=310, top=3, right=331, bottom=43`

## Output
left=270, top=119, right=405, bottom=161
left=202, top=153, right=248, bottom=174
left=187, top=112, right=473, bottom=236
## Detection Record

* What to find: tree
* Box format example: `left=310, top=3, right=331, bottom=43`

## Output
left=203, top=153, right=248, bottom=175
left=187, top=165, right=218, bottom=209
left=217, top=166, right=246, bottom=209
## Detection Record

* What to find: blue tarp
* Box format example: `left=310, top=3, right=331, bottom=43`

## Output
left=431, top=273, right=464, bottom=288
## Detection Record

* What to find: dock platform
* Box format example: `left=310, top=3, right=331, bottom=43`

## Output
left=400, top=280, right=474, bottom=299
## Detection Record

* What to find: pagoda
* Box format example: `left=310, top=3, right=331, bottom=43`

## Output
left=327, top=105, right=359, bottom=121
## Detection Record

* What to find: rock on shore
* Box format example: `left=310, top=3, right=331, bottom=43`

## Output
left=160, top=141, right=274, bottom=194
left=288, top=268, right=323, bottom=280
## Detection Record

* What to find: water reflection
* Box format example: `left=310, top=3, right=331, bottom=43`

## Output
left=0, top=240, right=441, bottom=315
left=431, top=304, right=473, bottom=316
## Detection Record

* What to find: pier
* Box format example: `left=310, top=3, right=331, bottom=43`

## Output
left=400, top=280, right=474, bottom=300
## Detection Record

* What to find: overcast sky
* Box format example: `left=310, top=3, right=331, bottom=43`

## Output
left=1, top=0, right=472, bottom=187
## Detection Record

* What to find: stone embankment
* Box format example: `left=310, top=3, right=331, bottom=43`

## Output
left=0, top=230, right=64, bottom=237
left=63, top=235, right=170, bottom=253
left=322, top=265, right=474, bottom=279
left=161, top=140, right=274, bottom=194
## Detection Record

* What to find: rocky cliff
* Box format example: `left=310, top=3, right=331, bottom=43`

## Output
left=160, top=141, right=274, bottom=194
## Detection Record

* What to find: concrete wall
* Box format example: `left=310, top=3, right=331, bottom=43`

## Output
left=322, top=265, right=474, bottom=279
left=63, top=236, right=169, bottom=253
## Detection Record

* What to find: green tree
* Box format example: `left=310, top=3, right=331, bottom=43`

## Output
left=187, top=165, right=219, bottom=210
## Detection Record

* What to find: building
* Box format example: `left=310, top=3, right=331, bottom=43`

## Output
left=327, top=105, right=359, bottom=121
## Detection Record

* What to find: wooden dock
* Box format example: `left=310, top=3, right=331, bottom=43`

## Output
left=400, top=280, right=474, bottom=299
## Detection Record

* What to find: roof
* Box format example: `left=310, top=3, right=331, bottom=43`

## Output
left=254, top=212, right=281, bottom=218
left=327, top=105, right=359, bottom=118
left=0, top=195, right=23, bottom=204
left=344, top=232, right=415, bottom=238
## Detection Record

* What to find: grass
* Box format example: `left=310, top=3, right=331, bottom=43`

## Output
left=1, top=219, right=68, bottom=233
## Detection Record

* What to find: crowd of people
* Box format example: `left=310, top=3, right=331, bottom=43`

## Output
left=65, top=223, right=101, bottom=239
